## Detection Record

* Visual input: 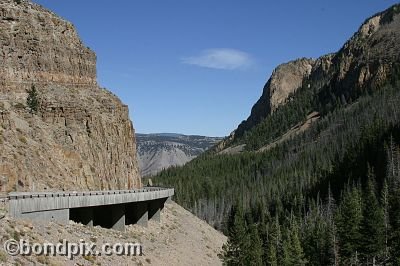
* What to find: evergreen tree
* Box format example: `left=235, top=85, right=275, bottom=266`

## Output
left=282, top=220, right=306, bottom=266
left=359, top=171, right=385, bottom=262
left=266, top=242, right=278, bottom=266
left=327, top=186, right=340, bottom=266
left=246, top=224, right=263, bottom=265
left=388, top=143, right=400, bottom=264
left=26, top=85, right=39, bottom=114
left=220, top=206, right=248, bottom=265
left=336, top=185, right=363, bottom=262
left=263, top=214, right=282, bottom=265
left=381, top=179, right=390, bottom=263
left=385, top=139, right=400, bottom=264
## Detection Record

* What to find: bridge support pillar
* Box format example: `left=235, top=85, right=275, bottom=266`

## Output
left=166, top=196, right=173, bottom=204
left=126, top=202, right=148, bottom=227
left=111, top=204, right=125, bottom=231
left=84, top=208, right=94, bottom=227
left=149, top=199, right=166, bottom=222
left=70, top=207, right=93, bottom=227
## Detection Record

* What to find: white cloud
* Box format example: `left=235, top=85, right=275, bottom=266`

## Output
left=181, top=48, right=254, bottom=70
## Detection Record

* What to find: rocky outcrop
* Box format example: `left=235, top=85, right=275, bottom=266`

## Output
left=327, top=5, right=400, bottom=97
left=0, top=0, right=141, bottom=192
left=218, top=4, right=400, bottom=150
left=268, top=58, right=314, bottom=112
left=231, top=58, right=315, bottom=143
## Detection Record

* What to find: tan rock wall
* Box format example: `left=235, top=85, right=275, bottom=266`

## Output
left=0, top=0, right=141, bottom=192
left=0, top=0, right=97, bottom=93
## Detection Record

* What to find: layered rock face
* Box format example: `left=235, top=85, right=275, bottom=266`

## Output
left=0, top=0, right=97, bottom=92
left=0, top=0, right=141, bottom=192
left=219, top=4, right=400, bottom=149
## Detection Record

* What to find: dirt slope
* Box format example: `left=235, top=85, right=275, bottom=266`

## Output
left=0, top=201, right=226, bottom=265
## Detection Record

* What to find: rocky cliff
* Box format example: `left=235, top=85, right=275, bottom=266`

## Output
left=0, top=0, right=141, bottom=192
left=233, top=58, right=315, bottom=140
left=217, top=4, right=400, bottom=151
left=0, top=0, right=97, bottom=92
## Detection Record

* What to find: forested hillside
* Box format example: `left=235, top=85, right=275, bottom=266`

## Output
left=154, top=4, right=400, bottom=265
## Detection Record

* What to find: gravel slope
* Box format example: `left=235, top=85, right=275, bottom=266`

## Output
left=0, top=201, right=226, bottom=265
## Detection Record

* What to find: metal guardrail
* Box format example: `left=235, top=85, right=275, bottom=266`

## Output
left=6, top=187, right=173, bottom=200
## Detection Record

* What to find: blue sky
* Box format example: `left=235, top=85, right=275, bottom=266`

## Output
left=33, top=0, right=399, bottom=137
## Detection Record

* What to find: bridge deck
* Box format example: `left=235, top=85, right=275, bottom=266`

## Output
left=8, top=187, right=170, bottom=198
left=7, top=187, right=174, bottom=231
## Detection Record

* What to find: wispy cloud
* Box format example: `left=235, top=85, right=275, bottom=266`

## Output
left=181, top=48, right=254, bottom=70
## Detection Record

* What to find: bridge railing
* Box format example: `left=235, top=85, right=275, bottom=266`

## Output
left=7, top=187, right=173, bottom=200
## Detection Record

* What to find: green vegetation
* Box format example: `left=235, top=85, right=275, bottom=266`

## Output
left=155, top=67, right=400, bottom=264
left=26, top=85, right=39, bottom=114
left=219, top=155, right=400, bottom=265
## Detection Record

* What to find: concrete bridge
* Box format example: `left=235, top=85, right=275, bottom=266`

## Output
left=7, top=187, right=174, bottom=231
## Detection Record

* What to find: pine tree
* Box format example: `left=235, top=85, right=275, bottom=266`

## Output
left=26, top=85, right=39, bottom=114
left=359, top=171, right=385, bottom=262
left=388, top=171, right=400, bottom=262
left=387, top=140, right=400, bottom=264
left=220, top=205, right=248, bottom=265
left=381, top=180, right=390, bottom=262
left=246, top=224, right=263, bottom=265
left=282, top=220, right=306, bottom=266
left=326, top=184, right=340, bottom=265
left=265, top=214, right=282, bottom=265
left=336, top=185, right=363, bottom=262
left=302, top=202, right=325, bottom=265
left=266, top=242, right=278, bottom=266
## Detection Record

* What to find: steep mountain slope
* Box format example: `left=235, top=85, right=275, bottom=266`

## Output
left=0, top=0, right=141, bottom=191
left=137, top=133, right=222, bottom=177
left=216, top=5, right=400, bottom=153
left=155, top=3, right=400, bottom=231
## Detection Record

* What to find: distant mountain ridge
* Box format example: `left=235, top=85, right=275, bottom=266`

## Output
left=136, top=133, right=222, bottom=177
